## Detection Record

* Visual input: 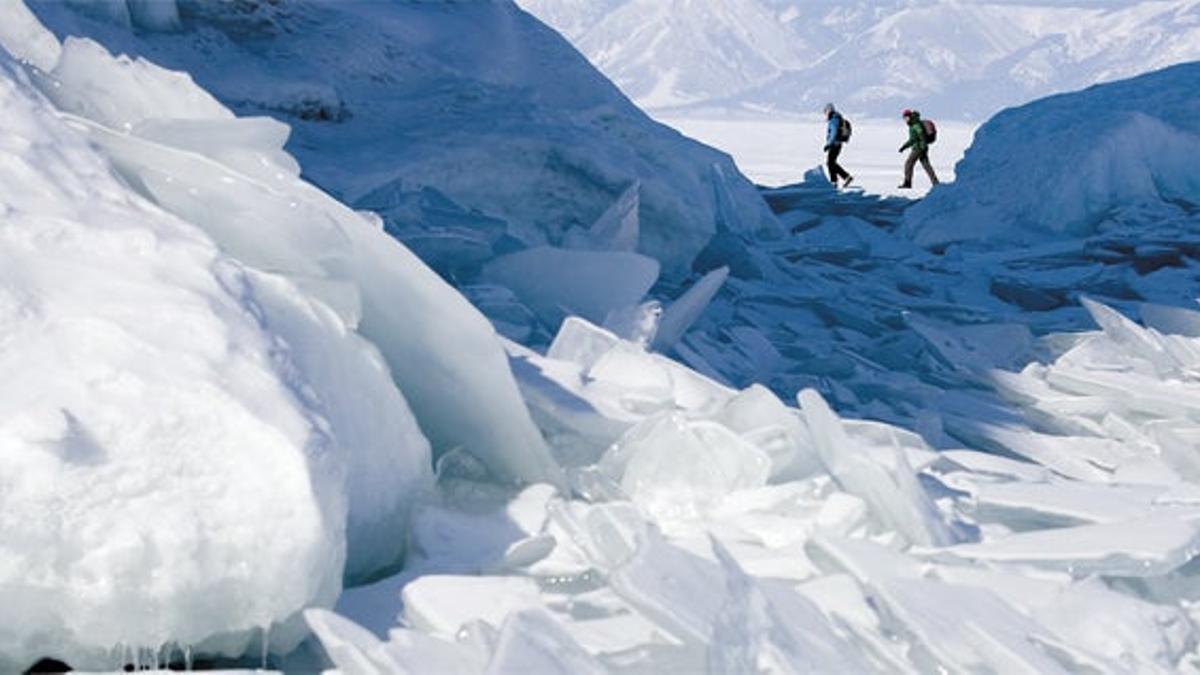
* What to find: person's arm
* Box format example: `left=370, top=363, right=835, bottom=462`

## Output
left=899, top=123, right=917, bottom=152
left=825, top=116, right=838, bottom=149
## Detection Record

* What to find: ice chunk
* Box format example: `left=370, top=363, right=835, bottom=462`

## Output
left=546, top=317, right=621, bottom=372
left=809, top=537, right=1098, bottom=673
left=481, top=246, right=660, bottom=326
left=1141, top=302, right=1200, bottom=338
left=304, top=608, right=398, bottom=675
left=609, top=531, right=867, bottom=670
left=133, top=117, right=301, bottom=182
left=401, top=576, right=543, bottom=637
left=600, top=414, right=771, bottom=520
left=716, top=384, right=820, bottom=481
left=563, top=180, right=639, bottom=252
left=798, top=389, right=954, bottom=546
left=930, top=511, right=1200, bottom=577
left=0, top=0, right=61, bottom=72
left=603, top=300, right=662, bottom=346
left=653, top=265, right=729, bottom=353
left=484, top=609, right=605, bottom=675
left=46, top=37, right=232, bottom=130
left=966, top=479, right=1167, bottom=528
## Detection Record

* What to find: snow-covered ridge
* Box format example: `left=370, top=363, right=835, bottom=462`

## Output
left=523, top=0, right=1200, bottom=119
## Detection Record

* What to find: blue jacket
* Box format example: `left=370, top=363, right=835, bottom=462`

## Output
left=826, top=113, right=842, bottom=147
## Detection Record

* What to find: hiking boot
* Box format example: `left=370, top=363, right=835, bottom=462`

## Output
left=843, top=175, right=854, bottom=188
left=897, top=182, right=912, bottom=189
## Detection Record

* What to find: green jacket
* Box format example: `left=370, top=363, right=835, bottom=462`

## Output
left=900, top=113, right=927, bottom=152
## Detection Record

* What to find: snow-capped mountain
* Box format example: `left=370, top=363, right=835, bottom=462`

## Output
left=520, top=0, right=826, bottom=109
left=521, top=0, right=1200, bottom=119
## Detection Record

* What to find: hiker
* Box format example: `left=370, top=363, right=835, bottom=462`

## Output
left=823, top=103, right=853, bottom=188
left=898, top=109, right=939, bottom=189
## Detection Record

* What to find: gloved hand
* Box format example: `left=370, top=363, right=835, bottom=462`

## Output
left=823, top=145, right=830, bottom=152
left=898, top=146, right=906, bottom=153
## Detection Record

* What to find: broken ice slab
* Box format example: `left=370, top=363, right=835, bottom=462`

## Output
left=305, top=608, right=402, bottom=674
left=1140, top=301, right=1200, bottom=338
left=963, top=480, right=1169, bottom=528
left=563, top=180, right=639, bottom=253
left=563, top=612, right=680, bottom=657
left=924, top=510, right=1200, bottom=577
left=798, top=389, right=955, bottom=547
left=535, top=499, right=648, bottom=577
left=906, top=314, right=1035, bottom=373
left=933, top=449, right=1053, bottom=483
left=653, top=266, right=729, bottom=353
left=715, top=384, right=821, bottom=481
left=546, top=316, right=621, bottom=371
left=480, top=246, right=659, bottom=327
left=1081, top=297, right=1200, bottom=376
left=401, top=576, right=543, bottom=637
left=945, top=418, right=1123, bottom=482
left=609, top=530, right=868, bottom=671
left=807, top=536, right=1102, bottom=673
left=380, top=627, right=489, bottom=674
left=484, top=609, right=606, bottom=675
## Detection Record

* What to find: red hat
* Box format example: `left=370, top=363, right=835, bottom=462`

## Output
left=902, top=109, right=913, bottom=118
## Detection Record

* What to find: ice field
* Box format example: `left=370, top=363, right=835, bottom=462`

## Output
left=657, top=115, right=977, bottom=196
left=2, top=0, right=1200, bottom=672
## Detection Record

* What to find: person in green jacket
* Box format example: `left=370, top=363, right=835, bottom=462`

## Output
left=898, top=109, right=939, bottom=189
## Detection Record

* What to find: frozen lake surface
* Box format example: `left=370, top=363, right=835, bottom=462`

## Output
left=658, top=114, right=977, bottom=197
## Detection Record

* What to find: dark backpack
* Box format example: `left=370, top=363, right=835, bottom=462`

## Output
left=921, top=119, right=938, bottom=144
left=837, top=115, right=852, bottom=143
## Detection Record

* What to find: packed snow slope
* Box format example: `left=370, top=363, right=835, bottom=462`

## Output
left=905, top=61, right=1200, bottom=248
left=523, top=0, right=1200, bottom=120
left=28, top=0, right=780, bottom=280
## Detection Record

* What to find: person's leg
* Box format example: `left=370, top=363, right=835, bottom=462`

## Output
left=829, top=144, right=850, bottom=182
left=919, top=150, right=940, bottom=185
left=827, top=145, right=846, bottom=184
left=902, top=149, right=917, bottom=187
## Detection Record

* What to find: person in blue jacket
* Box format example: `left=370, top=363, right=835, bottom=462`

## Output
left=823, top=103, right=852, bottom=188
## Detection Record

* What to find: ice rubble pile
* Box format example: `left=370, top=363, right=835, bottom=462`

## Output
left=315, top=306, right=1200, bottom=673
left=905, top=61, right=1200, bottom=248
left=306, top=64, right=1200, bottom=672
left=28, top=0, right=781, bottom=279
left=0, top=1, right=576, bottom=669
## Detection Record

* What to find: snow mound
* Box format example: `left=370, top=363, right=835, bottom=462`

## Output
left=905, top=62, right=1200, bottom=248
left=0, top=60, right=345, bottom=670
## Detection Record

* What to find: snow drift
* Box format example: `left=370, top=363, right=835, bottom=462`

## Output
left=905, top=61, right=1200, bottom=248
left=28, top=0, right=781, bottom=279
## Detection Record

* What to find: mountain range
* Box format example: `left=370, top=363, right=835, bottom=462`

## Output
left=518, top=0, right=1200, bottom=119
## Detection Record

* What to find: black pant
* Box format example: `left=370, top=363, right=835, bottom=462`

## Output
left=826, top=144, right=850, bottom=184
